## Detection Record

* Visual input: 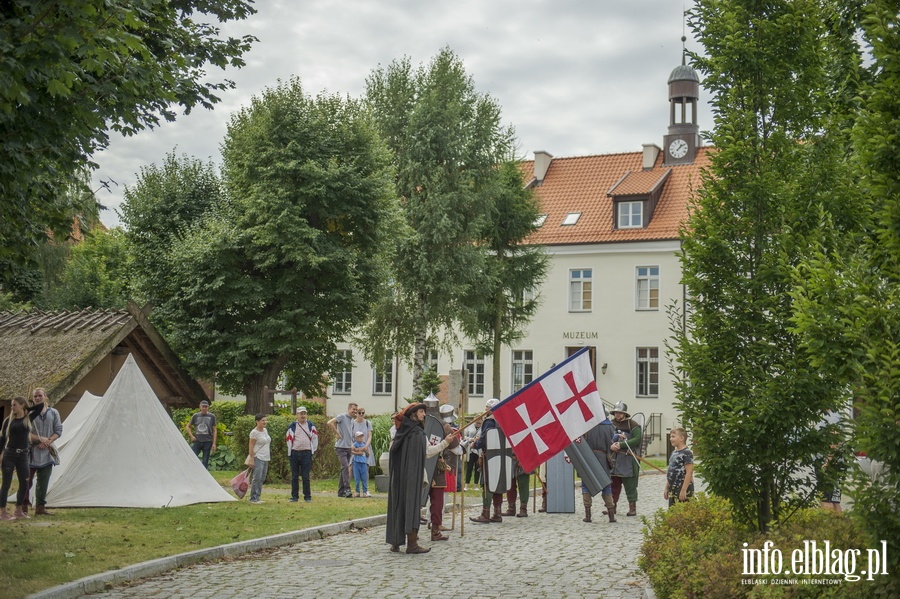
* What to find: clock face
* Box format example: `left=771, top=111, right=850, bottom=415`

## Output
left=668, top=138, right=689, bottom=159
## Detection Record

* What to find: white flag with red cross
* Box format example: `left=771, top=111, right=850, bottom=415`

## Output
left=490, top=347, right=605, bottom=472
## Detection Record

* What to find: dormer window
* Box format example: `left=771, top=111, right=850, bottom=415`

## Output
left=617, top=201, right=643, bottom=228
left=534, top=214, right=547, bottom=227
left=562, top=212, right=581, bottom=226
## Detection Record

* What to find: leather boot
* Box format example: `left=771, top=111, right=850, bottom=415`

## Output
left=470, top=507, right=492, bottom=524
left=603, top=494, right=617, bottom=522
left=602, top=500, right=617, bottom=515
left=538, top=494, right=547, bottom=513
left=0, top=508, right=13, bottom=521
left=14, top=507, right=30, bottom=519
left=627, top=502, right=637, bottom=516
left=35, top=505, right=54, bottom=516
left=502, top=502, right=516, bottom=517
left=582, top=493, right=592, bottom=523
left=490, top=504, right=503, bottom=523
left=406, top=530, right=430, bottom=554
left=430, top=524, right=448, bottom=541
left=517, top=502, right=528, bottom=517
left=390, top=544, right=400, bottom=553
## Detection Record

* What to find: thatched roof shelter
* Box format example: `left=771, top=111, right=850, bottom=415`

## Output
left=0, top=303, right=206, bottom=419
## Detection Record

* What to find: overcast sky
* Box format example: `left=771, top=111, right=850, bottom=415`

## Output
left=92, top=0, right=711, bottom=228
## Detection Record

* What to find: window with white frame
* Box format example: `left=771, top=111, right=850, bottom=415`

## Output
left=333, top=349, right=353, bottom=394
left=636, top=347, right=659, bottom=396
left=569, top=269, right=592, bottom=312
left=464, top=350, right=485, bottom=397
left=618, top=201, right=643, bottom=228
left=562, top=212, right=581, bottom=225
left=372, top=351, right=394, bottom=395
left=511, top=350, right=534, bottom=392
left=636, top=266, right=660, bottom=310
left=535, top=214, right=548, bottom=227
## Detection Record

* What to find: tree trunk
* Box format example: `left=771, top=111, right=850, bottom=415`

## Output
left=412, top=302, right=428, bottom=398
left=242, top=356, right=290, bottom=415
left=492, top=307, right=503, bottom=399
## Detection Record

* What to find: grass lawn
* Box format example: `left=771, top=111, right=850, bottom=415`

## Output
left=0, top=474, right=386, bottom=599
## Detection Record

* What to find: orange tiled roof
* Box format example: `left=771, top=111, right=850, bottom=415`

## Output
left=523, top=147, right=712, bottom=245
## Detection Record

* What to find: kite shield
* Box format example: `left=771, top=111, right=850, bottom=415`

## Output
left=484, top=427, right=514, bottom=494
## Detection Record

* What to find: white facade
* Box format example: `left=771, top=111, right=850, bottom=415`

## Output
left=328, top=239, right=684, bottom=455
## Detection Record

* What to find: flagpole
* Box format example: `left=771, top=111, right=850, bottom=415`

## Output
left=625, top=446, right=665, bottom=475
left=457, top=409, right=492, bottom=434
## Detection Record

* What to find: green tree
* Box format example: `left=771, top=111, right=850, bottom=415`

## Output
left=461, top=161, right=548, bottom=399
left=41, top=227, right=132, bottom=310
left=791, top=1, right=900, bottom=584
left=138, top=79, right=397, bottom=414
left=0, top=0, right=256, bottom=276
left=361, top=47, right=517, bottom=395
left=122, top=152, right=224, bottom=307
left=671, top=0, right=863, bottom=532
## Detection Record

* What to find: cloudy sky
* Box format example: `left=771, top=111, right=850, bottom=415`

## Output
left=92, top=0, right=711, bottom=228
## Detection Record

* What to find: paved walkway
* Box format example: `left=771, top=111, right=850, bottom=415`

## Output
left=43, top=473, right=672, bottom=599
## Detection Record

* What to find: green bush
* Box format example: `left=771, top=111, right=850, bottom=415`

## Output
left=209, top=400, right=245, bottom=429
left=370, top=414, right=392, bottom=475
left=232, top=414, right=342, bottom=482
left=640, top=494, right=744, bottom=598
left=640, top=495, right=884, bottom=598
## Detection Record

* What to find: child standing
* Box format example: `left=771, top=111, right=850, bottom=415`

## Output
left=351, top=431, right=370, bottom=497
left=664, top=427, right=694, bottom=507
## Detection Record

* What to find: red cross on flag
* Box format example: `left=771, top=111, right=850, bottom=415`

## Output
left=491, top=347, right=606, bottom=472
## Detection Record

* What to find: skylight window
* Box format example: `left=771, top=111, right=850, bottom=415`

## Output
left=562, top=212, right=581, bottom=226
left=534, top=214, right=547, bottom=227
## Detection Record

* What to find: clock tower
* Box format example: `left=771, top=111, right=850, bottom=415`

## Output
left=663, top=39, right=701, bottom=166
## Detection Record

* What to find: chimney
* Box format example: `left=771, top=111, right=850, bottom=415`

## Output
left=642, top=144, right=661, bottom=169
left=533, top=151, right=553, bottom=183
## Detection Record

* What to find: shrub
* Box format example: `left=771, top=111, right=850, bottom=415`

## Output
left=232, top=414, right=342, bottom=482
left=640, top=494, right=744, bottom=598
left=640, top=494, right=884, bottom=598
left=208, top=400, right=245, bottom=429
left=369, top=414, right=392, bottom=475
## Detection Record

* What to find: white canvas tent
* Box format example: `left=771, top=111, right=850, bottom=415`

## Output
left=44, top=354, right=235, bottom=507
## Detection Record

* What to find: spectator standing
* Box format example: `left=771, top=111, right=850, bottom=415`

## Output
left=0, top=397, right=40, bottom=520
left=185, top=400, right=217, bottom=469
left=463, top=417, right=482, bottom=491
left=327, top=403, right=357, bottom=498
left=26, top=388, right=62, bottom=516
left=286, top=407, right=318, bottom=503
left=352, top=431, right=370, bottom=497
left=247, top=414, right=271, bottom=504
left=664, top=427, right=694, bottom=507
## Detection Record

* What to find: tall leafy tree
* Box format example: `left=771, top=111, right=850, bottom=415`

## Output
left=131, top=79, right=397, bottom=414
left=122, top=152, right=224, bottom=307
left=671, top=0, right=863, bottom=532
left=362, top=48, right=517, bottom=395
left=792, top=1, right=900, bottom=584
left=461, top=161, right=548, bottom=399
left=0, top=0, right=256, bottom=277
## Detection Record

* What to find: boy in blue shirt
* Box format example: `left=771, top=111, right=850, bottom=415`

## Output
left=352, top=431, right=370, bottom=497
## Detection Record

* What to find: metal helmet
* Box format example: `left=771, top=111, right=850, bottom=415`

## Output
left=423, top=393, right=440, bottom=409
left=485, top=398, right=500, bottom=411
left=439, top=403, right=455, bottom=423
left=610, top=402, right=631, bottom=418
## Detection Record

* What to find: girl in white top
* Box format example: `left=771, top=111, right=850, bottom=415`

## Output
left=247, top=413, right=271, bottom=503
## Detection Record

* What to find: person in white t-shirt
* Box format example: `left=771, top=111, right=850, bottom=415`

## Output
left=247, top=414, right=271, bottom=504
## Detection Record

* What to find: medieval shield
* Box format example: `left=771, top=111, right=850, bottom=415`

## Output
left=421, top=413, right=447, bottom=503
left=566, top=436, right=612, bottom=496
left=484, top=426, right=514, bottom=494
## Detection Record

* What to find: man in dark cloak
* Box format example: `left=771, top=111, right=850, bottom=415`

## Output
left=386, top=403, right=452, bottom=554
